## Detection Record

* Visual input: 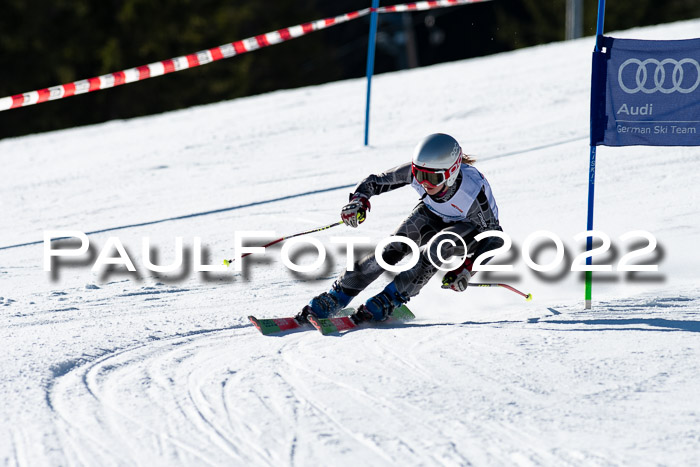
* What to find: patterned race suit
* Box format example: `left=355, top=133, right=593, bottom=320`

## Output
left=337, top=161, right=503, bottom=299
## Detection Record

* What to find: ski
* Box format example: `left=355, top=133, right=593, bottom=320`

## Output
left=307, top=314, right=357, bottom=335
left=248, top=307, right=355, bottom=335
left=308, top=304, right=415, bottom=335
left=248, top=316, right=303, bottom=335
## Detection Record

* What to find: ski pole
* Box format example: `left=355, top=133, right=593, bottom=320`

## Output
left=469, top=282, right=533, bottom=301
left=223, top=220, right=344, bottom=266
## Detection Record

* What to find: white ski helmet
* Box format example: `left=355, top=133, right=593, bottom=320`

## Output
left=411, top=133, right=463, bottom=187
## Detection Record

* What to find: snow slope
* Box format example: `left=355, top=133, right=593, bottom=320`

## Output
left=1, top=19, right=700, bottom=466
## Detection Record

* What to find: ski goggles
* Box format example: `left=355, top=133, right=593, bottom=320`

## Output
left=412, top=165, right=449, bottom=188
left=411, top=155, right=461, bottom=188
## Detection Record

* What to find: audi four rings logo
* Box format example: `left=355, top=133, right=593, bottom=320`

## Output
left=618, top=58, right=700, bottom=94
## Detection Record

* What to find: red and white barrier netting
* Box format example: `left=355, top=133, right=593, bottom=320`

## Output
left=0, top=0, right=490, bottom=112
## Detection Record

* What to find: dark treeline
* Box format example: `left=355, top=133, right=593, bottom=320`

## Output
left=1, top=0, right=698, bottom=139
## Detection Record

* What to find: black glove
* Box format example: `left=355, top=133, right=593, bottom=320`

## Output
left=441, top=260, right=473, bottom=292
left=341, top=194, right=371, bottom=228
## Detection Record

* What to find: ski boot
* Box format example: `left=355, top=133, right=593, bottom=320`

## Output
left=294, top=281, right=353, bottom=323
left=353, top=282, right=408, bottom=323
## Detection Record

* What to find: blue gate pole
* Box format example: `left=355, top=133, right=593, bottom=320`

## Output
left=585, top=0, right=606, bottom=309
left=364, top=0, right=380, bottom=146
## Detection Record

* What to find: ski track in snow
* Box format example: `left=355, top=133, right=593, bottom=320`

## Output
left=2, top=19, right=700, bottom=466
left=39, top=294, right=700, bottom=466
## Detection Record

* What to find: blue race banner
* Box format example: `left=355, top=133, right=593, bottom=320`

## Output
left=591, top=36, right=700, bottom=146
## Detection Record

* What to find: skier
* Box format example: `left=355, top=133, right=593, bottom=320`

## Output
left=296, top=133, right=504, bottom=324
